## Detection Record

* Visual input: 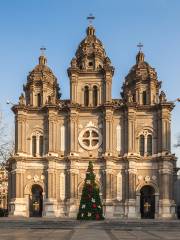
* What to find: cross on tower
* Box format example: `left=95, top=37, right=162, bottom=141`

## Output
left=137, top=42, right=143, bottom=52
left=40, top=46, right=46, bottom=56
left=87, top=14, right=95, bottom=25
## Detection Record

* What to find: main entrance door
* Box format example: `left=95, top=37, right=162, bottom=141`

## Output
left=140, top=185, right=155, bottom=219
left=30, top=184, right=43, bottom=217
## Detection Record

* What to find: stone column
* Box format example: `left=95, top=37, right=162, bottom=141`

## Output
left=160, top=168, right=171, bottom=200
left=127, top=110, right=136, bottom=153
left=70, top=171, right=75, bottom=200
left=36, top=135, right=40, bottom=157
left=15, top=170, right=25, bottom=198
left=89, top=87, right=93, bottom=106
left=42, top=192, right=46, bottom=217
left=48, top=112, right=58, bottom=156
left=25, top=194, right=30, bottom=217
left=105, top=78, right=112, bottom=103
left=68, top=167, right=79, bottom=217
left=70, top=75, right=78, bottom=104
left=162, top=120, right=168, bottom=151
left=17, top=115, right=27, bottom=154
left=47, top=169, right=55, bottom=199
left=17, top=116, right=23, bottom=153
left=15, top=172, right=20, bottom=198
left=127, top=167, right=137, bottom=218
left=124, top=111, right=128, bottom=154
left=48, top=117, right=54, bottom=153
left=128, top=169, right=136, bottom=200
left=11, top=172, right=15, bottom=199
left=105, top=169, right=114, bottom=218
left=45, top=167, right=58, bottom=217
left=157, top=110, right=162, bottom=153
left=136, top=192, right=141, bottom=218
left=105, top=171, right=111, bottom=201
left=159, top=167, right=175, bottom=218
left=155, top=193, right=159, bottom=218
left=74, top=174, right=78, bottom=199
left=69, top=113, right=78, bottom=154
left=98, top=88, right=100, bottom=105
left=104, top=111, right=113, bottom=154
left=160, top=108, right=171, bottom=152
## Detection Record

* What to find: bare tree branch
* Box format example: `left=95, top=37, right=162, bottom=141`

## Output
left=0, top=110, right=14, bottom=167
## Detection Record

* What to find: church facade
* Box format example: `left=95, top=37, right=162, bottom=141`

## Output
left=8, top=25, right=177, bottom=219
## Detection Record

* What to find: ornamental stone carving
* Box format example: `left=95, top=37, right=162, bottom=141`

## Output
left=152, top=175, right=157, bottom=181
left=78, top=126, right=102, bottom=151
left=33, top=175, right=39, bottom=183
left=27, top=175, right=31, bottom=180
left=144, top=175, right=151, bottom=182
left=138, top=175, right=143, bottom=181
left=41, top=175, right=45, bottom=180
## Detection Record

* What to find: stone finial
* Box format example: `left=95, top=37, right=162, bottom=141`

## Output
left=104, top=57, right=111, bottom=66
left=159, top=91, right=167, bottom=103
left=128, top=92, right=133, bottom=103
left=39, top=55, right=47, bottom=65
left=86, top=25, right=95, bottom=36
left=71, top=58, right=77, bottom=68
left=136, top=51, right=145, bottom=64
left=19, top=93, right=25, bottom=105
left=39, top=47, right=47, bottom=65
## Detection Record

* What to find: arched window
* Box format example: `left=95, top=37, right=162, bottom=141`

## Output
left=93, top=86, right=98, bottom=106
left=39, top=136, right=44, bottom=157
left=133, top=94, right=136, bottom=102
left=32, top=132, right=44, bottom=157
left=88, top=61, right=93, bottom=67
left=37, top=93, right=42, bottom=107
left=139, top=135, right=145, bottom=156
left=84, top=86, right=89, bottom=106
left=147, top=135, right=152, bottom=156
left=142, top=91, right=147, bottom=105
left=32, top=136, right=36, bottom=157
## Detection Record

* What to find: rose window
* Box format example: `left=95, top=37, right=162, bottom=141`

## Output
left=78, top=127, right=102, bottom=150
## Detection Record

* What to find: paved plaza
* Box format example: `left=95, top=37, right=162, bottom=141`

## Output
left=0, top=218, right=180, bottom=239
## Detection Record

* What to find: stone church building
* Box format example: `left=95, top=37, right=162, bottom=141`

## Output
left=8, top=24, right=177, bottom=219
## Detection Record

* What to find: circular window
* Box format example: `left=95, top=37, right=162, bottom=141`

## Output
left=78, top=127, right=102, bottom=150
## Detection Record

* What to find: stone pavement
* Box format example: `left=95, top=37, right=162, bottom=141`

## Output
left=0, top=218, right=180, bottom=239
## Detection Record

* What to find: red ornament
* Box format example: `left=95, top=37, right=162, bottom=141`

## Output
left=92, top=203, right=96, bottom=208
left=96, top=214, right=100, bottom=220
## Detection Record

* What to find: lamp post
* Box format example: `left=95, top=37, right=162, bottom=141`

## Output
left=174, top=98, right=180, bottom=103
left=6, top=100, right=15, bottom=106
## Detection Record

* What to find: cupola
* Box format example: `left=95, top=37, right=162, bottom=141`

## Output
left=23, top=50, right=61, bottom=107
left=121, top=48, right=161, bottom=106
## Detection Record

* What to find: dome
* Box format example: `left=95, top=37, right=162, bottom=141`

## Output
left=75, top=25, right=106, bottom=61
left=125, top=51, right=158, bottom=84
left=27, top=55, right=57, bottom=83
left=69, top=25, right=113, bottom=73
left=24, top=54, right=61, bottom=106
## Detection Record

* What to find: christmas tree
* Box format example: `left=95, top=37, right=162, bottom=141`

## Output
left=77, top=161, right=104, bottom=220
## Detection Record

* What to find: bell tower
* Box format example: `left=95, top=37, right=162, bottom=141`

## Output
left=67, top=23, right=114, bottom=106
left=23, top=49, right=61, bottom=107
left=122, top=45, right=161, bottom=105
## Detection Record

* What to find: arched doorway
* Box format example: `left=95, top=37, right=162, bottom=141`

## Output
left=30, top=184, right=43, bottom=217
left=140, top=185, right=155, bottom=219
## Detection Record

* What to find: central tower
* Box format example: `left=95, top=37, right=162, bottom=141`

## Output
left=68, top=25, right=114, bottom=106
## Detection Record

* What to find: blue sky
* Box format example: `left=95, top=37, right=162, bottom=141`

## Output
left=0, top=0, right=180, bottom=163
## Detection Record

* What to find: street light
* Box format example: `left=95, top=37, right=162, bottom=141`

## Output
left=6, top=100, right=14, bottom=106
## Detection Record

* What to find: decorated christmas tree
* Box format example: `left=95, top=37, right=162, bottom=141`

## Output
left=77, top=161, right=104, bottom=220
